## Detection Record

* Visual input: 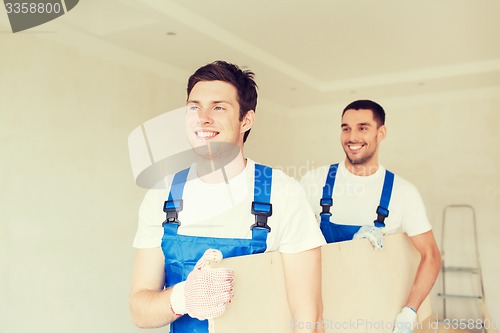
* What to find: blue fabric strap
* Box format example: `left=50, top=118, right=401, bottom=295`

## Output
left=163, top=168, right=190, bottom=225
left=167, top=168, right=190, bottom=204
left=320, top=164, right=339, bottom=215
left=374, top=170, right=394, bottom=228
left=251, top=164, right=273, bottom=232
left=253, top=164, right=272, bottom=205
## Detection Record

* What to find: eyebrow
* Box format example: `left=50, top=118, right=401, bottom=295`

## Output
left=341, top=122, right=372, bottom=126
left=186, top=100, right=231, bottom=105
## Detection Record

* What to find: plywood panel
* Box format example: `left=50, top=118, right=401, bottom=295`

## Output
left=210, top=233, right=432, bottom=333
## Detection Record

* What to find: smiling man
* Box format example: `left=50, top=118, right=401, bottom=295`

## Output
left=299, top=100, right=441, bottom=333
left=129, top=61, right=326, bottom=333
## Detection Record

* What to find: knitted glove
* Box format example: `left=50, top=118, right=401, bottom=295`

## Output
left=170, top=249, right=234, bottom=320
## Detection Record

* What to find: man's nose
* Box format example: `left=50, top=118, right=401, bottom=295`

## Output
left=347, top=129, right=359, bottom=141
left=196, top=107, right=213, bottom=124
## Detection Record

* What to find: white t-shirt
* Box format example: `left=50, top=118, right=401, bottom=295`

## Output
left=134, top=159, right=326, bottom=253
left=299, top=161, right=431, bottom=237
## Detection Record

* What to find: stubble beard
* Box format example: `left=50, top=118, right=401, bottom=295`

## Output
left=344, top=145, right=375, bottom=166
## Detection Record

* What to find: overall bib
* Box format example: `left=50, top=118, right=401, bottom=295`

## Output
left=319, top=163, right=395, bottom=243
left=161, top=164, right=273, bottom=333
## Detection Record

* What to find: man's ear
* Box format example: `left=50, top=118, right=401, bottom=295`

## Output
left=378, top=125, right=387, bottom=141
left=241, top=110, right=255, bottom=133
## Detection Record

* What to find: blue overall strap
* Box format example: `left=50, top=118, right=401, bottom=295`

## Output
left=163, top=168, right=190, bottom=226
left=374, top=170, right=395, bottom=228
left=251, top=164, right=273, bottom=232
left=320, top=164, right=339, bottom=215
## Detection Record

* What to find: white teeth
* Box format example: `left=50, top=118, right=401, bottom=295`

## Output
left=197, top=131, right=217, bottom=138
left=349, top=144, right=363, bottom=151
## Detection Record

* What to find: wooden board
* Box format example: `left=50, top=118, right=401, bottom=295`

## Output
left=210, top=233, right=432, bottom=333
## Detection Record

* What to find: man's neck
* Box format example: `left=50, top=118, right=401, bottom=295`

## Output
left=196, top=151, right=247, bottom=184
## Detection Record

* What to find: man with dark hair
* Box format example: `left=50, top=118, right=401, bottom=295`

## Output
left=187, top=60, right=257, bottom=143
left=129, top=61, right=326, bottom=333
left=300, top=99, right=441, bottom=333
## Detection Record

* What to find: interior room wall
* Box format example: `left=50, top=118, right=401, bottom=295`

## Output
left=245, top=100, right=293, bottom=170
left=0, top=34, right=185, bottom=333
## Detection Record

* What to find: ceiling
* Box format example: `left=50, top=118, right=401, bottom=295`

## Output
left=7, top=0, right=500, bottom=108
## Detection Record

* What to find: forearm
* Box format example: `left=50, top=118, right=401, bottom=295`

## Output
left=282, top=248, right=325, bottom=333
left=405, top=247, right=441, bottom=311
left=129, top=287, right=178, bottom=328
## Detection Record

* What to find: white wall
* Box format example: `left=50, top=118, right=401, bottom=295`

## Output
left=0, top=34, right=184, bottom=333
left=2, top=31, right=499, bottom=333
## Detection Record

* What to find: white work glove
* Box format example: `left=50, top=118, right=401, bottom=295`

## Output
left=392, top=307, right=417, bottom=333
left=353, top=225, right=384, bottom=250
left=169, top=249, right=234, bottom=320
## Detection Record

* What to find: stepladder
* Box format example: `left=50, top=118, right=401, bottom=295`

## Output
left=437, top=204, right=490, bottom=332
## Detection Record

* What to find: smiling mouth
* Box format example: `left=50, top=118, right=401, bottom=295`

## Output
left=347, top=143, right=365, bottom=151
left=195, top=130, right=219, bottom=139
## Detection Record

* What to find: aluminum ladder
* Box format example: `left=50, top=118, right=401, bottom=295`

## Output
left=437, top=204, right=487, bottom=332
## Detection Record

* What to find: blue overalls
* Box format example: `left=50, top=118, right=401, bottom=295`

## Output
left=161, top=164, right=273, bottom=333
left=319, top=163, right=395, bottom=243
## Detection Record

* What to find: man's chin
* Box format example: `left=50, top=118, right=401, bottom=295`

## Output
left=346, top=154, right=367, bottom=165
left=191, top=144, right=212, bottom=158
left=192, top=142, right=240, bottom=161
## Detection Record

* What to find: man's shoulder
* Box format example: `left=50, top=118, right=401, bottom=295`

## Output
left=249, top=162, right=307, bottom=198
left=386, top=170, right=421, bottom=196
left=389, top=170, right=414, bottom=186
left=268, top=166, right=301, bottom=189
left=249, top=159, right=293, bottom=181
